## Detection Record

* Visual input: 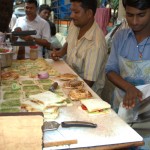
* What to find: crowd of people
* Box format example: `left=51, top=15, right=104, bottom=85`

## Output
left=12, top=0, right=150, bottom=132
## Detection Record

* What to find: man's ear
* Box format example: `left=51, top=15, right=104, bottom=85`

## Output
left=86, top=9, right=93, bottom=19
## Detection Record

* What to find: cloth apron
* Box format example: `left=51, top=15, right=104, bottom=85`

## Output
left=113, top=56, right=150, bottom=122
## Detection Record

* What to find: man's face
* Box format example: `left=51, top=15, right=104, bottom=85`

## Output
left=24, top=3, right=37, bottom=18
left=39, top=9, right=50, bottom=20
left=70, top=2, right=91, bottom=28
left=126, top=6, right=150, bottom=33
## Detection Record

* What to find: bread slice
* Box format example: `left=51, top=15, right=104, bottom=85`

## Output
left=29, top=91, right=67, bottom=105
left=21, top=100, right=58, bottom=113
left=68, top=89, right=92, bottom=100
left=57, top=73, right=77, bottom=81
left=63, top=79, right=84, bottom=89
left=44, top=110, right=59, bottom=119
left=80, top=99, right=111, bottom=113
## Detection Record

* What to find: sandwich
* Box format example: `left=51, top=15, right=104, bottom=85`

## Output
left=57, top=73, right=78, bottom=81
left=68, top=89, right=92, bottom=100
left=29, top=91, right=67, bottom=105
left=80, top=99, right=111, bottom=115
left=63, top=79, right=84, bottom=89
left=21, top=99, right=59, bottom=119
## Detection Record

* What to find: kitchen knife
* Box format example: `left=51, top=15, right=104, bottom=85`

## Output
left=129, top=96, right=150, bottom=123
left=49, top=82, right=58, bottom=93
left=43, top=121, right=97, bottom=131
left=138, top=110, right=150, bottom=122
left=134, top=96, right=150, bottom=112
left=128, top=110, right=150, bottom=124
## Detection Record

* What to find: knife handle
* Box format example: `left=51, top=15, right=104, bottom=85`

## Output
left=61, top=121, right=97, bottom=128
left=11, top=30, right=37, bottom=36
left=49, top=82, right=58, bottom=92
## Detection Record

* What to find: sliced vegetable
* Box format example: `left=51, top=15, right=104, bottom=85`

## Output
left=12, top=83, right=21, bottom=90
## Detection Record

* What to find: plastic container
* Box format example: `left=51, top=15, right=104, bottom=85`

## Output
left=30, top=45, right=38, bottom=60
left=0, top=43, right=13, bottom=68
left=0, top=52, right=13, bottom=68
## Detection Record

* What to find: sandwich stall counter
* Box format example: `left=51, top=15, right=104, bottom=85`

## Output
left=43, top=59, right=144, bottom=150
left=0, top=58, right=144, bottom=150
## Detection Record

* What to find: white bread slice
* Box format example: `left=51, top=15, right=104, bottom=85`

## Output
left=44, top=110, right=59, bottom=119
left=21, top=100, right=44, bottom=112
left=29, top=91, right=67, bottom=105
left=21, top=100, right=58, bottom=113
left=81, top=99, right=111, bottom=113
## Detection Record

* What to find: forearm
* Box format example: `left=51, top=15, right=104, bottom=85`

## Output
left=59, top=42, right=68, bottom=57
left=107, top=71, right=134, bottom=92
left=107, top=71, right=143, bottom=108
left=33, top=37, right=50, bottom=47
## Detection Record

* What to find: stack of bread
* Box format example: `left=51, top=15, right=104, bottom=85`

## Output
left=21, top=91, right=68, bottom=119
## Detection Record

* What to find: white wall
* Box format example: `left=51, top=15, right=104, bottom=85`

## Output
left=38, top=0, right=51, bottom=6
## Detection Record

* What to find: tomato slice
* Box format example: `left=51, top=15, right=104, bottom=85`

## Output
left=81, top=104, right=87, bottom=110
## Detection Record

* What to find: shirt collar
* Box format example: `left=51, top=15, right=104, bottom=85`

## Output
left=24, top=15, right=39, bottom=23
left=81, top=20, right=97, bottom=41
left=128, top=28, right=150, bottom=45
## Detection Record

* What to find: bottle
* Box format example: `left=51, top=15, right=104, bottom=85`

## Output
left=30, top=45, right=38, bottom=60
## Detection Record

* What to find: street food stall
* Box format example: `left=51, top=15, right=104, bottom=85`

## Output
left=0, top=57, right=144, bottom=149
left=0, top=0, right=144, bottom=149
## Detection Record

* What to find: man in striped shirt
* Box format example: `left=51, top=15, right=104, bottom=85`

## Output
left=51, top=0, right=108, bottom=95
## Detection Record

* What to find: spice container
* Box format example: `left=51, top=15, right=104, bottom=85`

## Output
left=30, top=45, right=38, bottom=60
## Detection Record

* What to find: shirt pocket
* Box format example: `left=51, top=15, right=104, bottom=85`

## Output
left=72, top=54, right=84, bottom=74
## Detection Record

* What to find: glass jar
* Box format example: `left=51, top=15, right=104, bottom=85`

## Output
left=30, top=45, right=38, bottom=60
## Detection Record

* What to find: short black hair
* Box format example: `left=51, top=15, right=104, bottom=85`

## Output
left=70, top=0, right=98, bottom=15
left=25, top=0, right=38, bottom=8
left=122, top=0, right=150, bottom=10
left=39, top=4, right=51, bottom=13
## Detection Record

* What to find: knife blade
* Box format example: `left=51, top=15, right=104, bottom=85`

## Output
left=49, top=82, right=58, bottom=93
left=134, top=96, right=150, bottom=112
left=129, top=96, right=150, bottom=123
left=138, top=110, right=150, bottom=122
left=128, top=110, right=150, bottom=124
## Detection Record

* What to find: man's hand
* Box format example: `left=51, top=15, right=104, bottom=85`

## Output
left=14, top=27, right=22, bottom=32
left=14, top=27, right=33, bottom=41
left=123, top=85, right=142, bottom=109
left=51, top=49, right=62, bottom=61
left=20, top=35, right=33, bottom=41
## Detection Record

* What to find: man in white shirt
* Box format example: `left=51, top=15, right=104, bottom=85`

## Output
left=9, top=14, right=17, bottom=31
left=13, top=0, right=51, bottom=59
